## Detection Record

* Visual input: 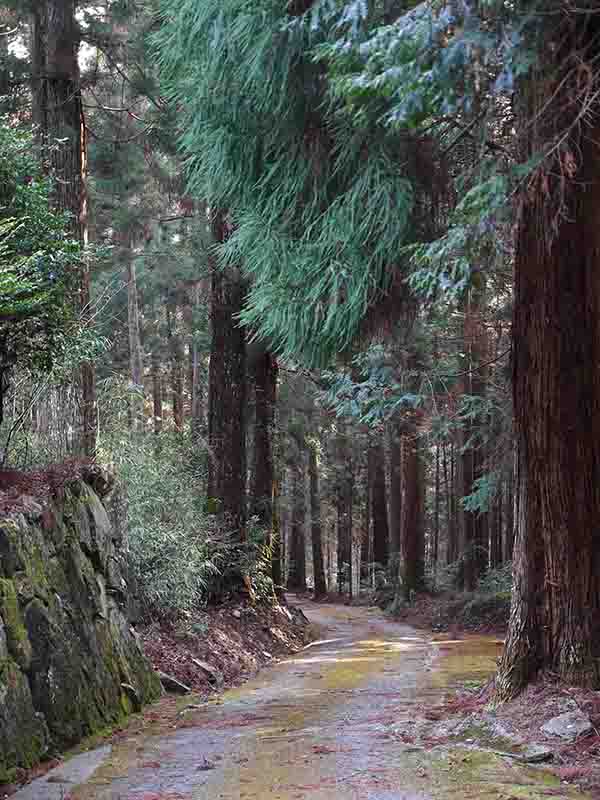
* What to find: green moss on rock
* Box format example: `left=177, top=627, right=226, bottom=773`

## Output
left=0, top=659, right=48, bottom=779
left=0, top=579, right=32, bottom=670
left=0, top=475, right=160, bottom=779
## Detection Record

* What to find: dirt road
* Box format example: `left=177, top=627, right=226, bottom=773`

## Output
left=15, top=599, right=586, bottom=800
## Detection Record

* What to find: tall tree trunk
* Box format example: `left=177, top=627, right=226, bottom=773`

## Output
left=189, top=284, right=205, bottom=444
left=497, top=13, right=600, bottom=696
left=358, top=428, right=371, bottom=569
left=250, top=351, right=278, bottom=528
left=250, top=349, right=279, bottom=589
left=287, top=461, right=307, bottom=592
left=489, top=489, right=502, bottom=569
left=151, top=349, right=163, bottom=435
left=31, top=0, right=97, bottom=456
left=167, top=305, right=185, bottom=433
left=207, top=212, right=247, bottom=543
left=308, top=439, right=327, bottom=597
left=459, top=285, right=489, bottom=591
left=336, top=419, right=353, bottom=596
left=275, top=402, right=292, bottom=591
left=369, top=438, right=389, bottom=567
left=443, top=441, right=458, bottom=565
left=398, top=429, right=424, bottom=600
left=433, top=442, right=440, bottom=577
left=127, top=260, right=144, bottom=432
left=389, top=422, right=403, bottom=559
left=271, top=476, right=283, bottom=591
left=504, top=465, right=515, bottom=562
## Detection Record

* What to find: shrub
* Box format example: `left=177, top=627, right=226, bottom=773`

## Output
left=99, top=430, right=230, bottom=619
left=477, top=561, right=513, bottom=596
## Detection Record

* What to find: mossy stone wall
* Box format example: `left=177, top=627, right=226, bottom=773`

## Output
left=0, top=472, right=161, bottom=782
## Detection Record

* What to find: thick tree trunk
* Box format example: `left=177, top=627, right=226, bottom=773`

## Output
left=503, top=464, right=515, bottom=562
left=207, top=212, right=247, bottom=542
left=497, top=15, right=600, bottom=696
left=489, top=490, right=502, bottom=569
left=308, top=440, right=327, bottom=597
left=369, top=438, right=389, bottom=567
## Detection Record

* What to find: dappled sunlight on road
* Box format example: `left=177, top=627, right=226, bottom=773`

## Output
left=19, top=599, right=587, bottom=800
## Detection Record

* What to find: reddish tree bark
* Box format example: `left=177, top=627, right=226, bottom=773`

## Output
left=497, top=13, right=600, bottom=695
left=369, top=439, right=389, bottom=567
left=207, top=212, right=247, bottom=543
left=308, top=439, right=327, bottom=597
left=398, top=429, right=424, bottom=600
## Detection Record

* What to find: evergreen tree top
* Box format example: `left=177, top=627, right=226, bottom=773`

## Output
left=155, top=0, right=436, bottom=367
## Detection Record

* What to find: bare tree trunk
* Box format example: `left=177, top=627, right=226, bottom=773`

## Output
left=308, top=439, right=327, bottom=597
left=250, top=350, right=279, bottom=590
left=336, top=419, right=353, bottom=596
left=127, top=260, right=144, bottom=431
left=369, top=437, right=389, bottom=567
left=207, top=212, right=247, bottom=544
left=497, top=16, right=600, bottom=696
left=504, top=463, right=515, bottom=562
left=151, top=350, right=163, bottom=435
left=250, top=351, right=278, bottom=528
left=433, top=442, right=440, bottom=576
left=167, top=305, right=185, bottom=433
left=443, top=441, right=458, bottom=565
left=271, top=476, right=283, bottom=591
left=398, top=429, right=424, bottom=600
left=459, top=286, right=489, bottom=591
left=389, top=422, right=402, bottom=559
left=31, top=0, right=97, bottom=456
left=489, top=492, right=501, bottom=569
left=287, top=461, right=307, bottom=592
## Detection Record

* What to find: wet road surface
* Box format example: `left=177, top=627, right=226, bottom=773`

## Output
left=16, top=599, right=588, bottom=800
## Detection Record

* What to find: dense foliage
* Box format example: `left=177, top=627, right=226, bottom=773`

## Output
left=0, top=123, right=79, bottom=425
left=156, top=0, right=436, bottom=366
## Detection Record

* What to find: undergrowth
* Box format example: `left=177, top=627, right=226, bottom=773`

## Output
left=99, top=430, right=230, bottom=619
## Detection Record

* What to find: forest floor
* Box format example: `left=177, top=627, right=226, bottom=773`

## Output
left=10, top=598, right=595, bottom=800
left=138, top=599, right=313, bottom=696
left=387, top=590, right=511, bottom=634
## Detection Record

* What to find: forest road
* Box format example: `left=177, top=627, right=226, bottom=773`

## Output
left=16, top=598, right=587, bottom=800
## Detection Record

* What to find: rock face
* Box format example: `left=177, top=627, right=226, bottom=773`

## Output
left=0, top=472, right=161, bottom=783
